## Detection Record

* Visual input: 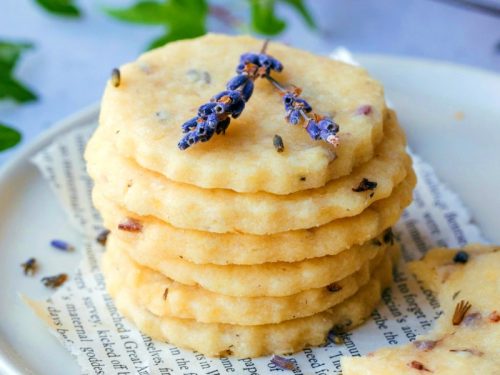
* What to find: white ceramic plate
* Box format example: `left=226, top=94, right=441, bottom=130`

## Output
left=1, top=55, right=499, bottom=375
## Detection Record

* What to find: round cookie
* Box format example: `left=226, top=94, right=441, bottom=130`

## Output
left=86, top=112, right=410, bottom=234
left=342, top=246, right=500, bottom=375
left=102, top=242, right=393, bottom=325
left=107, top=233, right=388, bottom=297
left=104, top=252, right=394, bottom=358
left=98, top=33, right=387, bottom=195
left=93, top=172, right=414, bottom=265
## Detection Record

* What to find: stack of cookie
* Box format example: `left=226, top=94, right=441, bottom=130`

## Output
left=85, top=34, right=416, bottom=357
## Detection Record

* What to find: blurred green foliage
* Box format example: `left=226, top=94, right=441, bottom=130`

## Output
left=0, top=123, right=22, bottom=151
left=105, top=0, right=316, bottom=50
left=0, top=40, right=37, bottom=151
left=34, top=0, right=81, bottom=17
left=105, top=0, right=208, bottom=50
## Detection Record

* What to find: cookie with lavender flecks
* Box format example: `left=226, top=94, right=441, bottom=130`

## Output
left=101, top=239, right=394, bottom=325
left=97, top=34, right=387, bottom=195
left=85, top=112, right=411, bottom=234
left=102, top=243, right=397, bottom=358
left=91, top=175, right=414, bottom=265
left=105, top=233, right=388, bottom=297
left=341, top=245, right=500, bottom=375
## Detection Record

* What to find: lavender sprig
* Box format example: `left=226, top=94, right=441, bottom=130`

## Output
left=265, top=75, right=339, bottom=146
left=178, top=40, right=340, bottom=149
left=178, top=42, right=281, bottom=150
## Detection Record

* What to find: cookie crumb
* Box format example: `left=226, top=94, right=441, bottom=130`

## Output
left=118, top=218, right=143, bottom=232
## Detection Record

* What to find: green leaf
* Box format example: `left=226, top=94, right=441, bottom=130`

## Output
left=0, top=123, right=22, bottom=151
left=0, top=41, right=34, bottom=74
left=34, top=0, right=81, bottom=17
left=280, top=0, right=316, bottom=28
left=249, top=0, right=286, bottom=36
left=0, top=77, right=38, bottom=103
left=105, top=0, right=208, bottom=49
left=105, top=1, right=171, bottom=25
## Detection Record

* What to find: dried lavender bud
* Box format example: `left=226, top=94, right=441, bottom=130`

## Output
left=21, top=258, right=37, bottom=276
left=118, top=218, right=143, bottom=232
left=42, top=273, right=68, bottom=289
left=111, top=68, right=121, bottom=87
left=462, top=312, right=482, bottom=326
left=383, top=228, right=395, bottom=245
left=414, top=340, right=437, bottom=351
left=452, top=300, right=472, bottom=325
left=226, top=74, right=249, bottom=90
left=50, top=240, right=75, bottom=252
left=489, top=310, right=500, bottom=322
left=408, top=360, right=432, bottom=372
left=212, top=90, right=246, bottom=118
left=331, top=335, right=344, bottom=345
left=355, top=104, right=372, bottom=115
left=270, top=355, right=296, bottom=371
left=283, top=91, right=312, bottom=125
left=305, top=117, right=340, bottom=146
left=237, top=52, right=283, bottom=76
left=453, top=250, right=469, bottom=264
left=96, top=229, right=110, bottom=246
left=352, top=178, right=378, bottom=192
left=273, top=134, right=284, bottom=152
left=326, top=283, right=342, bottom=292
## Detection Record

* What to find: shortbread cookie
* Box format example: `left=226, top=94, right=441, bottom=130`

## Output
left=87, top=112, right=410, bottom=234
left=94, top=174, right=414, bottom=265
left=102, top=243, right=395, bottom=325
left=341, top=245, right=500, bottom=375
left=105, top=254, right=394, bottom=357
left=107, top=233, right=388, bottom=297
left=98, top=33, right=387, bottom=195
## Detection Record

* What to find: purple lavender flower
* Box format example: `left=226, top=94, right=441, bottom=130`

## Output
left=181, top=116, right=199, bottom=133
left=237, top=52, right=283, bottom=76
left=212, top=90, right=246, bottom=118
left=306, top=116, right=340, bottom=146
left=283, top=91, right=312, bottom=125
left=226, top=74, right=249, bottom=90
left=178, top=41, right=340, bottom=150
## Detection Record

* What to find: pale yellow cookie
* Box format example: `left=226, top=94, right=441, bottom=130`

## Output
left=93, top=172, right=414, bottom=265
left=105, top=253, right=395, bottom=357
left=98, top=33, right=387, bottom=195
left=87, top=112, right=410, bottom=234
left=107, top=233, right=389, bottom=297
left=102, top=242, right=395, bottom=325
left=341, top=245, right=500, bottom=375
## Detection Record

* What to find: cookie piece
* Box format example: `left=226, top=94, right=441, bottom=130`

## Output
left=87, top=111, right=410, bottom=234
left=99, top=34, right=387, bottom=195
left=341, top=245, right=500, bottom=374
left=102, top=242, right=395, bottom=325
left=104, top=253, right=395, bottom=357
left=107, top=232, right=389, bottom=297
left=94, top=174, right=414, bottom=265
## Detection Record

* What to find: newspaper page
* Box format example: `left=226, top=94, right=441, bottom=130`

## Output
left=27, top=56, right=487, bottom=375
